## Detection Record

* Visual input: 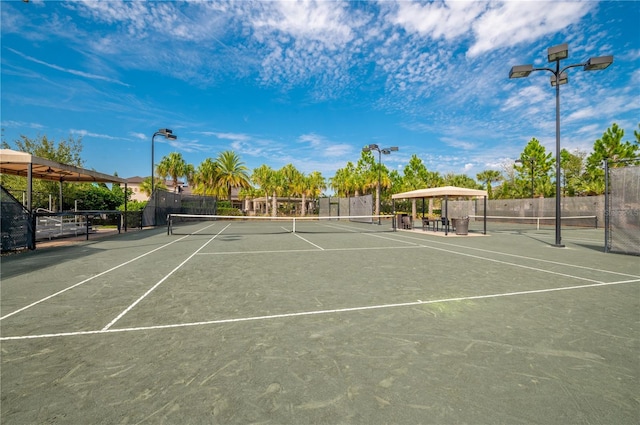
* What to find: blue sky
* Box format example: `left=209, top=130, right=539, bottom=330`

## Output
left=2, top=0, right=639, bottom=186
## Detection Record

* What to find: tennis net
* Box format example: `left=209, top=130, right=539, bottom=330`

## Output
left=467, top=215, right=598, bottom=232
left=167, top=214, right=396, bottom=235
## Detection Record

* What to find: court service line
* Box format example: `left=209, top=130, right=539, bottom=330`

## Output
left=0, top=233, right=195, bottom=321
left=293, top=233, right=325, bottom=250
left=195, top=245, right=420, bottom=255
left=2, top=278, right=638, bottom=342
left=415, top=243, right=612, bottom=284
left=101, top=224, right=231, bottom=331
left=390, top=233, right=640, bottom=279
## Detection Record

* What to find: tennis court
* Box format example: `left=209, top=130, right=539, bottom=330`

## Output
left=1, top=216, right=638, bottom=424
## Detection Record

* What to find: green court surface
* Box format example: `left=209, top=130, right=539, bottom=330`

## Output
left=1, top=220, right=638, bottom=424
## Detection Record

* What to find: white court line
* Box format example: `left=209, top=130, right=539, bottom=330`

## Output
left=390, top=232, right=640, bottom=279
left=293, top=233, right=325, bottom=250
left=0, top=233, right=195, bottom=321
left=196, top=245, right=421, bottom=255
left=101, top=224, right=231, bottom=331
left=198, top=238, right=634, bottom=285
left=2, top=278, right=638, bottom=341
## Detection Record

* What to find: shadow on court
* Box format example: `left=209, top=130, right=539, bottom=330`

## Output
left=1, top=225, right=638, bottom=424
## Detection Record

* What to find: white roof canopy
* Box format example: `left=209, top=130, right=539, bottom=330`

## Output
left=392, top=186, right=487, bottom=200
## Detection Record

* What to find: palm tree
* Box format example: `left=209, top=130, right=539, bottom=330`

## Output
left=156, top=152, right=189, bottom=193
left=280, top=163, right=303, bottom=215
left=476, top=170, right=502, bottom=199
left=215, top=150, right=251, bottom=204
left=192, top=158, right=220, bottom=196
left=270, top=169, right=286, bottom=217
left=251, top=164, right=275, bottom=216
left=139, top=176, right=167, bottom=197
left=330, top=162, right=358, bottom=197
left=301, top=171, right=326, bottom=216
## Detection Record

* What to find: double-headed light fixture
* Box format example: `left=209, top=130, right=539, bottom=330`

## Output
left=509, top=43, right=612, bottom=247
left=151, top=128, right=177, bottom=225
left=362, top=144, right=398, bottom=224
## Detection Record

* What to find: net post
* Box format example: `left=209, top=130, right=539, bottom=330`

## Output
left=167, top=214, right=171, bottom=235
left=292, top=217, right=296, bottom=233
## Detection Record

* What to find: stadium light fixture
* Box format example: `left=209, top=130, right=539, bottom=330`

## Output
left=584, top=56, right=614, bottom=71
left=151, top=128, right=178, bottom=226
left=509, top=43, right=613, bottom=247
left=362, top=144, right=399, bottom=224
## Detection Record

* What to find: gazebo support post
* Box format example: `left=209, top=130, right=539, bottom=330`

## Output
left=483, top=196, right=487, bottom=235
left=444, top=195, right=449, bottom=236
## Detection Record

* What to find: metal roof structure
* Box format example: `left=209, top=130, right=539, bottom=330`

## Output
left=0, top=149, right=125, bottom=184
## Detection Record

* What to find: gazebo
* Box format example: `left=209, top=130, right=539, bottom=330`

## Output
left=1, top=149, right=128, bottom=250
left=0, top=148, right=126, bottom=213
left=391, top=186, right=488, bottom=235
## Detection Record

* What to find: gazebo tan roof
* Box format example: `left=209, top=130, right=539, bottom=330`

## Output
left=392, top=185, right=487, bottom=200
left=0, top=149, right=125, bottom=183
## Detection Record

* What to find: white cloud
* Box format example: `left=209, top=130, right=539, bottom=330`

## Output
left=323, top=144, right=352, bottom=158
left=441, top=137, right=476, bottom=150
left=390, top=1, right=486, bottom=41
left=298, top=133, right=325, bottom=148
left=70, top=129, right=119, bottom=140
left=6, top=47, right=130, bottom=87
left=129, top=132, right=147, bottom=141
left=0, top=120, right=44, bottom=130
left=212, top=132, right=252, bottom=143
left=468, top=1, right=595, bottom=57
left=250, top=0, right=355, bottom=48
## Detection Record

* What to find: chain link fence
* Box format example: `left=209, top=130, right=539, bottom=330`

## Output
left=606, top=161, right=639, bottom=255
left=143, top=190, right=218, bottom=227
left=1, top=186, right=33, bottom=252
left=319, top=195, right=373, bottom=220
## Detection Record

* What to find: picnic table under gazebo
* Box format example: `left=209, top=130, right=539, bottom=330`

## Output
left=391, top=186, right=488, bottom=235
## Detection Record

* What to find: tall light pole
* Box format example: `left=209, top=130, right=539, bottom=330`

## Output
left=151, top=128, right=177, bottom=226
left=509, top=44, right=612, bottom=247
left=362, top=144, right=398, bottom=224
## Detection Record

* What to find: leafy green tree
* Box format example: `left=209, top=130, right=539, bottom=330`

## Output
left=586, top=123, right=639, bottom=170
left=76, top=184, right=122, bottom=210
left=1, top=134, right=85, bottom=210
left=401, top=154, right=430, bottom=191
left=357, top=149, right=378, bottom=197
left=514, top=138, right=554, bottom=198
left=3, top=134, right=84, bottom=166
left=582, top=123, right=640, bottom=195
left=560, top=149, right=586, bottom=196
